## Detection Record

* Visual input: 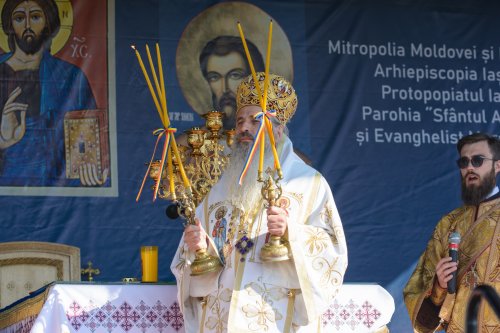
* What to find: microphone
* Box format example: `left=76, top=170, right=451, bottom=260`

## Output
left=447, top=232, right=461, bottom=294
left=165, top=203, right=180, bottom=219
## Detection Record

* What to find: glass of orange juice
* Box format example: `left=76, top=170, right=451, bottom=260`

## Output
left=140, top=246, right=158, bottom=282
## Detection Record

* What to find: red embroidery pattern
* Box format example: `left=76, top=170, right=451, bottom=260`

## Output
left=65, top=299, right=183, bottom=332
left=322, top=299, right=382, bottom=331
left=5, top=315, right=37, bottom=333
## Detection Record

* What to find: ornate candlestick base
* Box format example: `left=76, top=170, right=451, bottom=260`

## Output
left=259, top=170, right=292, bottom=262
left=260, top=235, right=291, bottom=262
left=191, top=249, right=222, bottom=276
left=176, top=194, right=222, bottom=276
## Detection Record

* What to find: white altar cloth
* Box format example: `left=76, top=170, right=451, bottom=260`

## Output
left=0, top=282, right=394, bottom=333
left=30, top=283, right=182, bottom=333
left=321, top=283, right=394, bottom=332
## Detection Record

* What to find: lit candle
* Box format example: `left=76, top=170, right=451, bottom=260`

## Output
left=131, top=45, right=165, bottom=125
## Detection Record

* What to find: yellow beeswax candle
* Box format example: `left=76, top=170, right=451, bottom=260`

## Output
left=131, top=45, right=165, bottom=125
left=262, top=20, right=273, bottom=108
left=156, top=43, right=169, bottom=126
left=167, top=147, right=175, bottom=195
left=237, top=22, right=262, bottom=98
left=145, top=44, right=165, bottom=125
left=170, top=134, right=190, bottom=188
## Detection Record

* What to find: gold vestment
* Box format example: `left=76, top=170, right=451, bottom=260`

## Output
left=404, top=194, right=500, bottom=332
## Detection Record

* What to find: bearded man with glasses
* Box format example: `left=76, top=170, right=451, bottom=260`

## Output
left=404, top=132, right=500, bottom=332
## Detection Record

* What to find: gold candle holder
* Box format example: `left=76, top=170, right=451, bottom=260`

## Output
left=148, top=160, right=166, bottom=181
left=259, top=172, right=292, bottom=262
left=224, top=129, right=235, bottom=147
left=202, top=111, right=224, bottom=140
left=185, top=127, right=206, bottom=156
left=179, top=114, right=230, bottom=206
left=145, top=110, right=232, bottom=274
left=177, top=193, right=223, bottom=276
left=134, top=43, right=224, bottom=276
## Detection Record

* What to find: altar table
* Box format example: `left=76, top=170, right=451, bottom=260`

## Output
left=0, top=282, right=394, bottom=333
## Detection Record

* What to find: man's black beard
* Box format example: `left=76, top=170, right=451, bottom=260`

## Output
left=461, top=166, right=497, bottom=205
left=14, top=28, right=49, bottom=55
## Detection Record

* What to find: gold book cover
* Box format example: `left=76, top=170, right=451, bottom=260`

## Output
left=63, top=110, right=109, bottom=180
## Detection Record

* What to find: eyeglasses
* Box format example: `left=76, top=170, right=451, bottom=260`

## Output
left=456, top=155, right=497, bottom=169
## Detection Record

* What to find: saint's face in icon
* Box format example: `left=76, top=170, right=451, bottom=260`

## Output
left=215, top=206, right=227, bottom=220
left=200, top=36, right=264, bottom=129
left=176, top=2, right=293, bottom=131
left=204, top=51, right=248, bottom=128
left=11, top=0, right=48, bottom=54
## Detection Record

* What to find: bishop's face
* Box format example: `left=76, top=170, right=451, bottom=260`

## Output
left=235, top=105, right=261, bottom=145
left=235, top=105, right=285, bottom=151
left=11, top=0, right=48, bottom=54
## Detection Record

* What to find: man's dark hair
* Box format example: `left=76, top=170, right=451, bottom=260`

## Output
left=199, top=36, right=264, bottom=77
left=457, top=133, right=500, bottom=160
left=1, top=0, right=60, bottom=52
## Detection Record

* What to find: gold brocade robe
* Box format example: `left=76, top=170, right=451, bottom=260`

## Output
left=170, top=137, right=348, bottom=333
left=404, top=194, right=500, bottom=333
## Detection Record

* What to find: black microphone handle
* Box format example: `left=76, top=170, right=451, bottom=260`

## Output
left=447, top=248, right=459, bottom=294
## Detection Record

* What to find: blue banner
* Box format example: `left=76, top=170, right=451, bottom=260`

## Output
left=1, top=0, right=499, bottom=330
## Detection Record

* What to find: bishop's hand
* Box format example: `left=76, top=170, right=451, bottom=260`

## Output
left=184, top=218, right=208, bottom=252
left=266, top=206, right=288, bottom=237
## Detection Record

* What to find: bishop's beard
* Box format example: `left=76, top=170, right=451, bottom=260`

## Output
left=222, top=138, right=275, bottom=212
left=461, top=166, right=497, bottom=206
